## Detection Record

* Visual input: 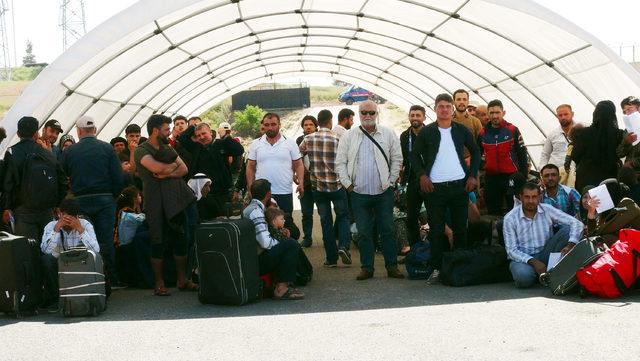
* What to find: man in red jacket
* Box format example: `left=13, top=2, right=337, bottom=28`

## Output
left=478, top=99, right=528, bottom=215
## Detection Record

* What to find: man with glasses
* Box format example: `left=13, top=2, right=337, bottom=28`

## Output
left=336, top=101, right=403, bottom=280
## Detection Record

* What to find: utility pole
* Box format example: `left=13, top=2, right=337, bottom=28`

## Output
left=0, top=0, right=11, bottom=81
left=60, top=0, right=86, bottom=51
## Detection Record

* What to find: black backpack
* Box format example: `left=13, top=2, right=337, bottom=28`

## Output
left=20, top=152, right=60, bottom=210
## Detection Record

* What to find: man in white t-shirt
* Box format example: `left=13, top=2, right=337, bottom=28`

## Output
left=246, top=113, right=305, bottom=219
left=411, top=93, right=480, bottom=284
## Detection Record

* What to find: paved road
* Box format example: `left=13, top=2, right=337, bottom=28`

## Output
left=2, top=211, right=639, bottom=360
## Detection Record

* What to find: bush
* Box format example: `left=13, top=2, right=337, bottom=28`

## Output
left=11, top=66, right=43, bottom=81
left=232, top=105, right=265, bottom=138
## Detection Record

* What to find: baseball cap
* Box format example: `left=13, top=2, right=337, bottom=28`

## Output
left=76, top=115, right=96, bottom=128
left=219, top=122, right=231, bottom=130
left=506, top=172, right=527, bottom=195
left=17, top=116, right=39, bottom=137
left=467, top=100, right=480, bottom=109
left=44, top=119, right=63, bottom=132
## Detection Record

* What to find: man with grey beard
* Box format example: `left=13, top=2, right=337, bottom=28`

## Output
left=336, top=101, right=403, bottom=280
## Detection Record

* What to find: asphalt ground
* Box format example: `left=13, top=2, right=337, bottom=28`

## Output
left=1, top=211, right=639, bottom=361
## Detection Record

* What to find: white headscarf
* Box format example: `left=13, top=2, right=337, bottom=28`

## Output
left=187, top=173, right=212, bottom=201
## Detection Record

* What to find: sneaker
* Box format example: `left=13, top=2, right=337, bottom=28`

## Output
left=426, top=269, right=440, bottom=285
left=338, top=248, right=352, bottom=265
left=323, top=261, right=337, bottom=268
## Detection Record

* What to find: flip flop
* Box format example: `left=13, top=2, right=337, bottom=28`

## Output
left=273, top=287, right=304, bottom=300
left=177, top=281, right=199, bottom=292
left=153, top=287, right=171, bottom=296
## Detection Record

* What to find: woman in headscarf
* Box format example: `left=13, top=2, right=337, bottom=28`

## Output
left=59, top=134, right=76, bottom=152
left=572, top=100, right=627, bottom=193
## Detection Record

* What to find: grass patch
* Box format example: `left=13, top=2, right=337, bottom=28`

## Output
left=310, top=86, right=342, bottom=103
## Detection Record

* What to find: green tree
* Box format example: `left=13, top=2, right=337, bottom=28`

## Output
left=201, top=99, right=232, bottom=127
left=22, top=40, right=36, bottom=66
left=233, top=105, right=265, bottom=138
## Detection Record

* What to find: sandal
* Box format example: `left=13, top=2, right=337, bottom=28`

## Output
left=177, top=281, right=199, bottom=292
left=273, top=287, right=304, bottom=300
left=153, top=286, right=171, bottom=296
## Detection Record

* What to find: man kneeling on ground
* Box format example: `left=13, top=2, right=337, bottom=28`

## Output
left=503, top=182, right=584, bottom=288
left=40, top=199, right=99, bottom=312
left=243, top=179, right=304, bottom=300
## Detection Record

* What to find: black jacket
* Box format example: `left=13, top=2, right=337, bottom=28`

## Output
left=2, top=138, right=68, bottom=209
left=411, top=121, right=480, bottom=182
left=400, top=126, right=421, bottom=185
left=177, top=126, right=244, bottom=194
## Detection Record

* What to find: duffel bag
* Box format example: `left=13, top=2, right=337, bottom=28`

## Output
left=404, top=241, right=433, bottom=280
left=576, top=229, right=640, bottom=298
left=440, top=245, right=512, bottom=287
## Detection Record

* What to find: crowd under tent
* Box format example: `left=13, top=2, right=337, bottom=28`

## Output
left=3, top=0, right=640, bottom=167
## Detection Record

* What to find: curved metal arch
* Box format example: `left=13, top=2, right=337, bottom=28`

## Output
left=62, top=7, right=548, bottom=133
left=397, top=0, right=597, bottom=106
left=171, top=60, right=435, bottom=120
left=154, top=33, right=547, bottom=139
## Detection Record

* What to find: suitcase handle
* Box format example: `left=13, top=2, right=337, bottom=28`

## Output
left=61, top=248, right=90, bottom=261
left=609, top=250, right=640, bottom=294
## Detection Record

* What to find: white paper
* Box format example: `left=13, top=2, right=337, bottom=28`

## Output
left=547, top=252, right=562, bottom=270
left=588, top=184, right=615, bottom=214
left=623, top=111, right=640, bottom=146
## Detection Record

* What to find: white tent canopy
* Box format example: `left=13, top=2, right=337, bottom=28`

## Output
left=3, top=0, right=640, bottom=167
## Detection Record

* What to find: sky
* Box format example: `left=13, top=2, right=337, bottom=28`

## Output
left=5, top=0, right=640, bottom=66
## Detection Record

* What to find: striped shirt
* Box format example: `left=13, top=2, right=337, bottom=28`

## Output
left=354, top=132, right=384, bottom=195
left=242, top=199, right=278, bottom=250
left=41, top=218, right=100, bottom=258
left=299, top=128, right=341, bottom=192
left=542, top=184, right=581, bottom=217
left=503, top=203, right=584, bottom=264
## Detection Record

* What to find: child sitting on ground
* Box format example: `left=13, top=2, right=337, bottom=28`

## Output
left=265, top=207, right=289, bottom=242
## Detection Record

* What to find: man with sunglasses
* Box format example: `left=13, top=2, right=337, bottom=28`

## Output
left=412, top=93, right=480, bottom=284
left=335, top=100, right=403, bottom=280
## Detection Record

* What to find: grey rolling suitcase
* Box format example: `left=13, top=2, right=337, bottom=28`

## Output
left=540, top=237, right=604, bottom=295
left=58, top=248, right=106, bottom=317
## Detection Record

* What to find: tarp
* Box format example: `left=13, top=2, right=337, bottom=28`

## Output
left=3, top=0, right=640, bottom=167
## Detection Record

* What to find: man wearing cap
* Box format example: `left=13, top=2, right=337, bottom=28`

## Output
left=2, top=116, right=68, bottom=242
left=60, top=115, right=124, bottom=285
left=39, top=119, right=64, bottom=159
left=467, top=101, right=479, bottom=117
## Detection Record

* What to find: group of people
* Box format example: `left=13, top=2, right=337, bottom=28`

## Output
left=1, top=88, right=639, bottom=310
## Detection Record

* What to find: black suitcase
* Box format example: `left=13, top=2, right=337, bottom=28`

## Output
left=0, top=232, right=42, bottom=317
left=58, top=248, right=107, bottom=317
left=196, top=219, right=261, bottom=305
left=440, top=245, right=512, bottom=287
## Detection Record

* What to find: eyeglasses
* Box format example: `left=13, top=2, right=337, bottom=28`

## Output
left=360, top=111, right=377, bottom=116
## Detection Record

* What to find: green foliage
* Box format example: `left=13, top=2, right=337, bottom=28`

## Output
left=200, top=98, right=232, bottom=127
left=232, top=105, right=265, bottom=138
left=10, top=66, right=43, bottom=81
left=22, top=40, right=36, bottom=66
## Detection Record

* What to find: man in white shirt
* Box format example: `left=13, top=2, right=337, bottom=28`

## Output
left=332, top=108, right=355, bottom=140
left=336, top=101, right=403, bottom=280
left=539, top=104, right=575, bottom=185
left=40, top=199, right=99, bottom=312
left=246, top=113, right=305, bottom=230
left=411, top=93, right=480, bottom=284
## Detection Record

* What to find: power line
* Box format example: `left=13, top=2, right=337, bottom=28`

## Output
left=60, top=0, right=86, bottom=51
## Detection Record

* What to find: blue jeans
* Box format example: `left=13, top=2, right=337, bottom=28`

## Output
left=314, top=188, right=350, bottom=264
left=351, top=189, right=396, bottom=271
left=75, top=195, right=117, bottom=282
left=300, top=188, right=314, bottom=242
left=509, top=225, right=570, bottom=288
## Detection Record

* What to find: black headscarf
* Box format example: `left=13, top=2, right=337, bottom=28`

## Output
left=590, top=100, right=620, bottom=165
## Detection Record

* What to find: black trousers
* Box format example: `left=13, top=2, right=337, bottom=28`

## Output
left=258, top=238, right=300, bottom=284
left=405, top=181, right=428, bottom=245
left=425, top=180, right=468, bottom=270
left=484, top=174, right=514, bottom=216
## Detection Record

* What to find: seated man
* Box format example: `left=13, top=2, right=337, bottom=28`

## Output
left=242, top=179, right=304, bottom=300
left=540, top=164, right=580, bottom=217
left=40, top=199, right=100, bottom=311
left=503, top=182, right=584, bottom=288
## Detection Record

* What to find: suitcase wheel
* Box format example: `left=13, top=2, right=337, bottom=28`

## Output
left=539, top=273, right=550, bottom=286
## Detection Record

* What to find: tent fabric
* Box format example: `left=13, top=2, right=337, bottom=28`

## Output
left=3, top=0, right=640, bottom=167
